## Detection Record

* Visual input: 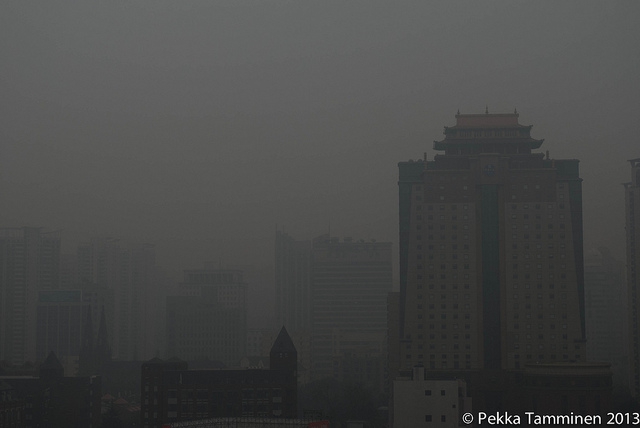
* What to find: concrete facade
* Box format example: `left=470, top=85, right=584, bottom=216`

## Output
left=393, top=366, right=470, bottom=428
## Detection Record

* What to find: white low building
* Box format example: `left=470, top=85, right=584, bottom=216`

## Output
left=393, top=366, right=471, bottom=428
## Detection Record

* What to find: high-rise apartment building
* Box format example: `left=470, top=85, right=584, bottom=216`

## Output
left=275, top=232, right=393, bottom=385
left=36, top=290, right=85, bottom=369
left=584, top=247, right=627, bottom=390
left=394, top=111, right=586, bottom=378
left=311, top=235, right=392, bottom=382
left=625, top=159, right=640, bottom=398
left=275, top=230, right=312, bottom=333
left=0, top=227, right=61, bottom=365
left=166, top=269, right=247, bottom=366
left=76, top=237, right=156, bottom=360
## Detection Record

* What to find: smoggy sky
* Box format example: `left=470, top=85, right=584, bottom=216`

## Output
left=1, top=1, right=639, bottom=276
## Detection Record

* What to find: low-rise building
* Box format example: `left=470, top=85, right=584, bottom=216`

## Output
left=0, top=351, right=101, bottom=427
left=393, top=366, right=471, bottom=428
left=142, top=327, right=297, bottom=428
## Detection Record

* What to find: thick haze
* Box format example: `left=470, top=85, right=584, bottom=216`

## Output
left=1, top=1, right=639, bottom=276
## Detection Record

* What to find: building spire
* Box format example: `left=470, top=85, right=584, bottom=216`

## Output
left=96, top=305, right=112, bottom=362
left=78, top=305, right=94, bottom=376
left=81, top=305, right=94, bottom=353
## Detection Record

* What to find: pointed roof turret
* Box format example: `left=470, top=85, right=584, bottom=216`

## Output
left=270, top=326, right=296, bottom=355
left=39, top=351, right=64, bottom=380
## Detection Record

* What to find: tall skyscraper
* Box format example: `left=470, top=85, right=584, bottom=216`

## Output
left=625, top=159, right=640, bottom=398
left=166, top=269, right=247, bottom=366
left=275, top=230, right=312, bottom=333
left=584, top=247, right=627, bottom=390
left=393, top=111, right=586, bottom=380
left=0, top=227, right=61, bottom=365
left=76, top=237, right=156, bottom=360
left=310, top=235, right=392, bottom=384
left=36, top=290, right=86, bottom=369
left=276, top=232, right=392, bottom=385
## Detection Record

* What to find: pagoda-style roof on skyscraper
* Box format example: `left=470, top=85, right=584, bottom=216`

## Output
left=433, top=111, right=544, bottom=152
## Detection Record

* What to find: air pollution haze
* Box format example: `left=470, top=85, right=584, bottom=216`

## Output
left=1, top=1, right=638, bottom=274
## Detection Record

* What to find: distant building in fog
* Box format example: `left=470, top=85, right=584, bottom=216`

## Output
left=0, top=227, right=60, bottom=366
left=625, top=159, right=640, bottom=398
left=584, top=247, right=628, bottom=390
left=166, top=269, right=247, bottom=366
left=35, top=286, right=114, bottom=376
left=275, top=231, right=312, bottom=333
left=311, top=235, right=392, bottom=384
left=36, top=289, right=85, bottom=373
left=391, top=111, right=597, bottom=414
left=276, top=231, right=392, bottom=387
left=246, top=328, right=270, bottom=358
left=76, top=237, right=156, bottom=361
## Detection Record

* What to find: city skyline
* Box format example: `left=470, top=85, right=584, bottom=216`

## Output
left=1, top=1, right=639, bottom=425
left=1, top=2, right=639, bottom=275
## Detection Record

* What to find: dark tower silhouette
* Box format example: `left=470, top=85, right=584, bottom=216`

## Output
left=269, top=326, right=297, bottom=417
left=39, top=351, right=64, bottom=382
left=270, top=326, right=297, bottom=373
